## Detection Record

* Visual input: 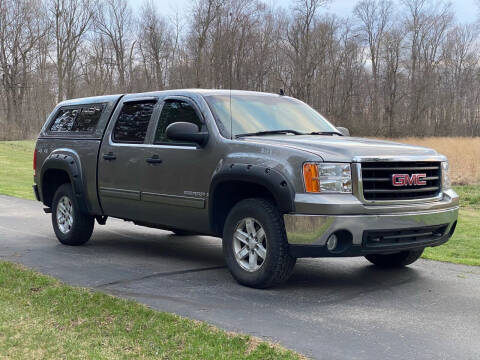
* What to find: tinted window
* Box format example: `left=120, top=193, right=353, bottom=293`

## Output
left=154, top=100, right=202, bottom=144
left=113, top=101, right=156, bottom=143
left=71, top=105, right=104, bottom=132
left=49, top=104, right=105, bottom=133
left=49, top=108, right=79, bottom=132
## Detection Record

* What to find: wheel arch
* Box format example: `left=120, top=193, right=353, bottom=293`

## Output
left=208, top=163, right=295, bottom=236
left=40, top=150, right=89, bottom=213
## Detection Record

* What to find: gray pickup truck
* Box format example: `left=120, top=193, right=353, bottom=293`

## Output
left=33, top=89, right=459, bottom=288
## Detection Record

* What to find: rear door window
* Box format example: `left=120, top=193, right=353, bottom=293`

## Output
left=112, top=101, right=156, bottom=143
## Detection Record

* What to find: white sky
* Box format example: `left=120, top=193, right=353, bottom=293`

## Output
left=130, top=0, right=479, bottom=24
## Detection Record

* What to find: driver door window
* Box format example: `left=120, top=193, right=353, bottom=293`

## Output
left=154, top=100, right=203, bottom=145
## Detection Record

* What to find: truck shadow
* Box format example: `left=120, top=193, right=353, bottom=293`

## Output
left=81, top=226, right=422, bottom=294
left=283, top=260, right=420, bottom=293
left=86, top=230, right=225, bottom=266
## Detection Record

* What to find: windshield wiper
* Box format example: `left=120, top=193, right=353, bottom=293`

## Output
left=235, top=129, right=303, bottom=138
left=307, top=131, right=343, bottom=136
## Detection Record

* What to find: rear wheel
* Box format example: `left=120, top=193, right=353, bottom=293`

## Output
left=52, top=183, right=94, bottom=246
left=223, top=198, right=296, bottom=288
left=365, top=249, right=424, bottom=268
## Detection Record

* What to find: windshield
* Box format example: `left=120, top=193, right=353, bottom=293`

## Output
left=204, top=94, right=338, bottom=138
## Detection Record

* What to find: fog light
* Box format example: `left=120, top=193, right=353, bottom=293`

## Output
left=326, top=234, right=338, bottom=251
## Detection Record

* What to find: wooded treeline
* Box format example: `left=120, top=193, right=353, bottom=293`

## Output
left=1, top=0, right=480, bottom=139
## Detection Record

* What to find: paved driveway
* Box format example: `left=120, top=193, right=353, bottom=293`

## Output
left=1, top=195, right=479, bottom=359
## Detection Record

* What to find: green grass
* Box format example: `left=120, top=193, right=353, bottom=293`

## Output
left=423, top=208, right=480, bottom=265
left=451, top=185, right=480, bottom=210
left=0, top=140, right=478, bottom=266
left=0, top=140, right=36, bottom=200
left=422, top=184, right=480, bottom=266
left=0, top=261, right=298, bottom=359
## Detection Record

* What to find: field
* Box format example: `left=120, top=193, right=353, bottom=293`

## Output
left=379, top=137, right=480, bottom=185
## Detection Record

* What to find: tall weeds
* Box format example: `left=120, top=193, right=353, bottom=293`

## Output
left=383, top=137, right=480, bottom=185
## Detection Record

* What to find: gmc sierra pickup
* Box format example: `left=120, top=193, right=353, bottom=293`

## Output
left=33, top=89, right=459, bottom=288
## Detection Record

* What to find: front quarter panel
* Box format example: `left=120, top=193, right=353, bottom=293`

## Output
left=209, top=138, right=323, bottom=206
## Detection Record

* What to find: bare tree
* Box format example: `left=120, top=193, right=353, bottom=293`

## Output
left=283, top=0, right=328, bottom=102
left=49, top=0, right=93, bottom=102
left=2, top=0, right=480, bottom=140
left=354, top=0, right=392, bottom=127
left=79, top=31, right=115, bottom=96
left=189, top=0, right=222, bottom=88
left=0, top=0, right=48, bottom=136
left=402, top=0, right=453, bottom=133
left=95, top=0, right=133, bottom=91
left=137, top=0, right=173, bottom=91
left=382, top=25, right=403, bottom=136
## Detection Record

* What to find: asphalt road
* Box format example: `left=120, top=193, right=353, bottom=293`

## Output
left=1, top=195, right=479, bottom=359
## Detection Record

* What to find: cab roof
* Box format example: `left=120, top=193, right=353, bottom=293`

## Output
left=57, top=89, right=282, bottom=107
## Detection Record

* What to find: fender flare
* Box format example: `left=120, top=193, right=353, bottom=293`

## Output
left=209, top=163, right=296, bottom=232
left=40, top=151, right=89, bottom=213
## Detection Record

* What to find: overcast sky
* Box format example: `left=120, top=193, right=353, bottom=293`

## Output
left=134, top=0, right=479, bottom=24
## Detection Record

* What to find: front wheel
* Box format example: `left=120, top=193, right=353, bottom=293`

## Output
left=52, top=183, right=94, bottom=246
left=365, top=249, right=424, bottom=268
left=223, top=198, right=296, bottom=288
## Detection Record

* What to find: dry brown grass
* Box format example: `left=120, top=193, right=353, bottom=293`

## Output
left=381, top=137, right=480, bottom=185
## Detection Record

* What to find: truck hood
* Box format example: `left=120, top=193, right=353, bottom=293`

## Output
left=243, top=135, right=441, bottom=162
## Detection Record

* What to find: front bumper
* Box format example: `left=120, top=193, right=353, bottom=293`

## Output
left=284, top=206, right=459, bottom=258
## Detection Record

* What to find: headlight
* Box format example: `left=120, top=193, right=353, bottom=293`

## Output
left=441, top=161, right=451, bottom=190
left=303, top=162, right=352, bottom=193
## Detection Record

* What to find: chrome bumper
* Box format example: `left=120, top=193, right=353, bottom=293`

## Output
left=284, top=206, right=459, bottom=252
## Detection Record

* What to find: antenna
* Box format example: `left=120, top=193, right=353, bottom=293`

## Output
left=229, top=72, right=232, bottom=140
left=229, top=12, right=233, bottom=140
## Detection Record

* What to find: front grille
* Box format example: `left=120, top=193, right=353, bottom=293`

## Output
left=363, top=224, right=448, bottom=249
left=361, top=161, right=442, bottom=201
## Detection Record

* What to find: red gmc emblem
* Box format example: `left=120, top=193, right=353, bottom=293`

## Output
left=392, top=173, right=427, bottom=187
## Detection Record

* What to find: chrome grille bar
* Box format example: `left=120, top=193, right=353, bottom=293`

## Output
left=360, top=161, right=442, bottom=201
left=364, top=186, right=440, bottom=193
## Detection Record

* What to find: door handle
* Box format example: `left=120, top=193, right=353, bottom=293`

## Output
left=103, top=152, right=116, bottom=161
left=146, top=155, right=162, bottom=164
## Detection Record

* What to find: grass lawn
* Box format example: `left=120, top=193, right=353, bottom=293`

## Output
left=0, top=140, right=36, bottom=200
left=423, top=185, right=480, bottom=266
left=0, top=261, right=298, bottom=359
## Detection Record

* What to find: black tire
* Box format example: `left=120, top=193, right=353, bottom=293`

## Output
left=365, top=249, right=424, bottom=268
left=223, top=198, right=296, bottom=288
left=51, top=183, right=94, bottom=246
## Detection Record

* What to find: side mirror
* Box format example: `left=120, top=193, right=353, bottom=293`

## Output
left=165, top=122, right=208, bottom=146
left=336, top=126, right=350, bottom=136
